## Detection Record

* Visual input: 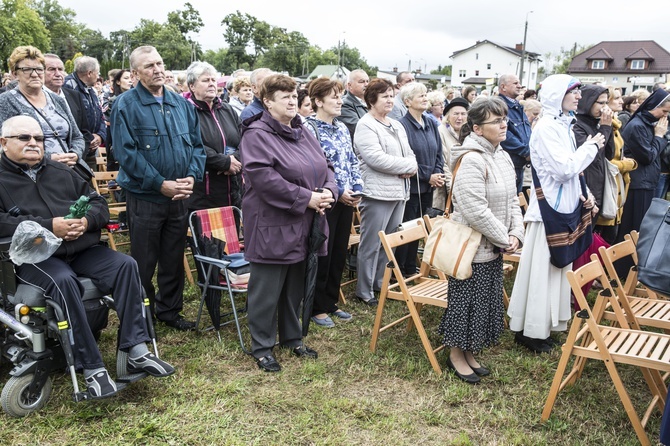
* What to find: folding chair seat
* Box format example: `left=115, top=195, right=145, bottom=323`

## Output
left=370, top=219, right=449, bottom=374
left=542, top=256, right=670, bottom=446
left=189, top=206, right=248, bottom=352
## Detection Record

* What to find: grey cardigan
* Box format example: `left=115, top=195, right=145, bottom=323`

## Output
left=0, top=87, right=85, bottom=163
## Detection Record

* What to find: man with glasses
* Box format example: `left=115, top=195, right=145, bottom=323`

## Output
left=64, top=56, right=106, bottom=166
left=0, top=115, right=176, bottom=399
left=498, top=74, right=532, bottom=193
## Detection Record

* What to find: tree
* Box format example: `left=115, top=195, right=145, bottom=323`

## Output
left=34, top=0, right=80, bottom=60
left=0, top=0, right=51, bottom=71
left=79, top=28, right=111, bottom=62
left=543, top=44, right=593, bottom=76
left=221, top=11, right=255, bottom=69
left=167, top=2, right=203, bottom=36
left=262, top=30, right=309, bottom=75
left=328, top=43, right=377, bottom=77
left=431, top=65, right=452, bottom=76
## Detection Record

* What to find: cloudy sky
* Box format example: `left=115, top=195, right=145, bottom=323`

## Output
left=59, top=0, right=669, bottom=73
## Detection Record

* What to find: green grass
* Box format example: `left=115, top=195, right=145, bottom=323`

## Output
left=0, top=275, right=663, bottom=446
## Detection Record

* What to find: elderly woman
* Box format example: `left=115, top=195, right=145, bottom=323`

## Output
left=240, top=74, right=338, bottom=372
left=438, top=97, right=524, bottom=384
left=353, top=78, right=417, bottom=305
left=396, top=83, right=444, bottom=277
left=229, top=76, right=253, bottom=116
left=433, top=97, right=469, bottom=211
left=305, top=78, right=364, bottom=327
left=508, top=75, right=604, bottom=353
left=520, top=99, right=541, bottom=128
left=184, top=61, right=242, bottom=213
left=0, top=46, right=86, bottom=175
left=426, top=90, right=446, bottom=124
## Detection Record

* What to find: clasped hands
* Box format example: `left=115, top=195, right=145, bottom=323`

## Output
left=309, top=188, right=335, bottom=215
left=53, top=216, right=88, bottom=241
left=161, top=177, right=195, bottom=200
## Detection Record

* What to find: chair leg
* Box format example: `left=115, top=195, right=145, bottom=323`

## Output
left=370, top=268, right=393, bottom=353
left=183, top=252, right=194, bottom=286
left=405, top=300, right=442, bottom=375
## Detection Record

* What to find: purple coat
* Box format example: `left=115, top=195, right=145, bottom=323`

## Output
left=240, top=111, right=338, bottom=264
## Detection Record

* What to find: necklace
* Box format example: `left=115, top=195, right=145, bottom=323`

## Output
left=374, top=117, right=391, bottom=128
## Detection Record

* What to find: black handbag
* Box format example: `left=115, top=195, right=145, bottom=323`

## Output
left=531, top=165, right=593, bottom=268
left=636, top=198, right=670, bottom=295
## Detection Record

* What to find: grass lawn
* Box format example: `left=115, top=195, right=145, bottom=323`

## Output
left=0, top=275, right=662, bottom=446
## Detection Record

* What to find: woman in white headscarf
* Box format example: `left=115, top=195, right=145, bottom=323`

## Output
left=507, top=74, right=605, bottom=354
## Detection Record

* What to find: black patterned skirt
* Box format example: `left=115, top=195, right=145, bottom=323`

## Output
left=438, top=256, right=504, bottom=352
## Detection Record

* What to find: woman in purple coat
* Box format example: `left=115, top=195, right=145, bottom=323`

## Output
left=240, top=74, right=338, bottom=372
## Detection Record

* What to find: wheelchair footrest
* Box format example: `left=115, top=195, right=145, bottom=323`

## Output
left=116, top=371, right=147, bottom=384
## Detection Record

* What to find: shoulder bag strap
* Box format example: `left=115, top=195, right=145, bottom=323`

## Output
left=446, top=150, right=485, bottom=215
left=16, top=89, right=70, bottom=154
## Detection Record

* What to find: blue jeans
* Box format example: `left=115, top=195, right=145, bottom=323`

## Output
left=655, top=173, right=670, bottom=199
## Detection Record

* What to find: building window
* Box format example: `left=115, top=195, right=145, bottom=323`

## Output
left=487, top=64, right=491, bottom=69
left=475, top=70, right=480, bottom=76
left=476, top=53, right=479, bottom=60
left=459, top=70, right=466, bottom=78
left=591, top=60, right=605, bottom=69
left=631, top=60, right=645, bottom=70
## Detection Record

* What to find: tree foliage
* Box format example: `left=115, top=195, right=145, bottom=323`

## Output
left=542, top=44, right=593, bottom=76
left=0, top=0, right=51, bottom=71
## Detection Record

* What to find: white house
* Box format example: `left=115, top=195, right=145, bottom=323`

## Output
left=450, top=40, right=541, bottom=90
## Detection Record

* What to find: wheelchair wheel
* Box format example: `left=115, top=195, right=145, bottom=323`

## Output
left=1, top=374, right=53, bottom=417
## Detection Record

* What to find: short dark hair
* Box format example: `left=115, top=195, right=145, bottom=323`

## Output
left=112, top=69, right=130, bottom=96
left=459, top=97, right=508, bottom=144
left=363, top=78, right=394, bottom=109
left=259, top=74, right=297, bottom=105
left=308, top=77, right=344, bottom=110
left=523, top=89, right=537, bottom=100
left=297, top=89, right=310, bottom=109
left=622, top=95, right=639, bottom=112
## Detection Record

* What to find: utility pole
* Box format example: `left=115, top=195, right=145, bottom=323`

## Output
left=519, top=11, right=533, bottom=86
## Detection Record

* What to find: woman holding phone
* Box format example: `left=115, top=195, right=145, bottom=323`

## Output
left=305, top=78, right=364, bottom=327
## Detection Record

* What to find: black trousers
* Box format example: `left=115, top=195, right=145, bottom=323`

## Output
left=16, top=245, right=150, bottom=370
left=614, top=188, right=655, bottom=277
left=313, top=202, right=354, bottom=315
left=126, top=193, right=188, bottom=322
left=247, top=261, right=305, bottom=359
left=395, top=191, right=433, bottom=275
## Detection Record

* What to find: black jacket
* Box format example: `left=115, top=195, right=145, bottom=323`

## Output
left=622, top=89, right=669, bottom=190
left=340, top=92, right=367, bottom=141
left=0, top=155, right=109, bottom=258
left=63, top=73, right=107, bottom=146
left=62, top=87, right=95, bottom=157
left=574, top=84, right=613, bottom=207
left=185, top=94, right=242, bottom=210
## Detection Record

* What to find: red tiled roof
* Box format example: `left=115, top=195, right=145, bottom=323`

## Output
left=568, top=40, right=670, bottom=74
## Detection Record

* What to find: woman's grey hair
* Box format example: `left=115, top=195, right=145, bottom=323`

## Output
left=399, top=82, right=427, bottom=105
left=459, top=97, right=508, bottom=144
left=427, top=90, right=446, bottom=106
left=186, top=61, right=218, bottom=87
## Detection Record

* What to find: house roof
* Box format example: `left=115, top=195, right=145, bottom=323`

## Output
left=307, top=65, right=350, bottom=79
left=461, top=77, right=490, bottom=85
left=451, top=40, right=541, bottom=60
left=568, top=41, right=670, bottom=74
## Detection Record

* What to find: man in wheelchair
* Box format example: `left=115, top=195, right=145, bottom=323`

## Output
left=0, top=116, right=175, bottom=398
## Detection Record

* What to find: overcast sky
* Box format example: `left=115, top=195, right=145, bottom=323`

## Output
left=59, top=0, right=669, bottom=73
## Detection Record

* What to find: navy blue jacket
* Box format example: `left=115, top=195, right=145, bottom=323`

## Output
left=622, top=110, right=665, bottom=190
left=499, top=94, right=531, bottom=168
left=110, top=82, right=206, bottom=203
left=239, top=96, right=264, bottom=122
left=63, top=73, right=107, bottom=149
left=400, top=112, right=443, bottom=194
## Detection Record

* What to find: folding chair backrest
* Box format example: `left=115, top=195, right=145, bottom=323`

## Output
left=191, top=207, right=242, bottom=255
left=93, top=171, right=120, bottom=202
left=518, top=192, right=528, bottom=213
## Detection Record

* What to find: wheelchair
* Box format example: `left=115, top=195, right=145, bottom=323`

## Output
left=0, top=237, right=158, bottom=417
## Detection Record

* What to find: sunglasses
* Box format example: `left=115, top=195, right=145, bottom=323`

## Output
left=5, top=134, right=46, bottom=142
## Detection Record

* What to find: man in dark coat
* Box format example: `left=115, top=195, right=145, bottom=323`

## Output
left=498, top=74, right=532, bottom=193
left=340, top=69, right=369, bottom=141
left=0, top=115, right=174, bottom=399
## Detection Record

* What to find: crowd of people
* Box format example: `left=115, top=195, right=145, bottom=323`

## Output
left=1, top=43, right=669, bottom=389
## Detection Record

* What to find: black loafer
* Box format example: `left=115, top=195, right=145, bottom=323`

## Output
left=515, top=332, right=552, bottom=353
left=544, top=336, right=560, bottom=348
left=161, top=317, right=196, bottom=331
left=256, top=355, right=281, bottom=372
left=445, top=357, right=480, bottom=384
left=355, top=296, right=378, bottom=307
left=291, top=345, right=318, bottom=359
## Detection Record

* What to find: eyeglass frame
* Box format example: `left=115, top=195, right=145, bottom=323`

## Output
left=479, top=116, right=509, bottom=126
left=14, top=66, right=45, bottom=75
left=4, top=134, right=46, bottom=142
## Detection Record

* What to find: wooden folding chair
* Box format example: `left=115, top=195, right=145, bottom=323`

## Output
left=92, top=171, right=130, bottom=252
left=370, top=219, right=449, bottom=374
left=542, top=256, right=670, bottom=446
left=189, top=206, right=248, bottom=351
left=339, top=206, right=361, bottom=305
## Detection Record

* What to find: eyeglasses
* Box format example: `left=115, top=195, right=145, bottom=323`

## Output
left=480, top=117, right=509, bottom=126
left=4, top=134, right=45, bottom=142
left=15, top=67, right=45, bottom=75
left=568, top=88, right=582, bottom=95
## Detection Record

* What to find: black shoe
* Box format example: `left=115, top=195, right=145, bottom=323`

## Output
left=355, top=296, right=378, bottom=307
left=128, top=352, right=175, bottom=377
left=85, top=370, right=119, bottom=399
left=291, top=345, right=318, bottom=359
left=515, top=332, right=552, bottom=353
left=445, top=357, right=480, bottom=384
left=470, top=365, right=490, bottom=376
left=161, top=317, right=196, bottom=331
left=256, top=355, right=281, bottom=372
left=544, top=336, right=561, bottom=348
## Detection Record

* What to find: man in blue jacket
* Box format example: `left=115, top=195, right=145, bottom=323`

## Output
left=498, top=74, right=531, bottom=193
left=111, top=46, right=206, bottom=330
